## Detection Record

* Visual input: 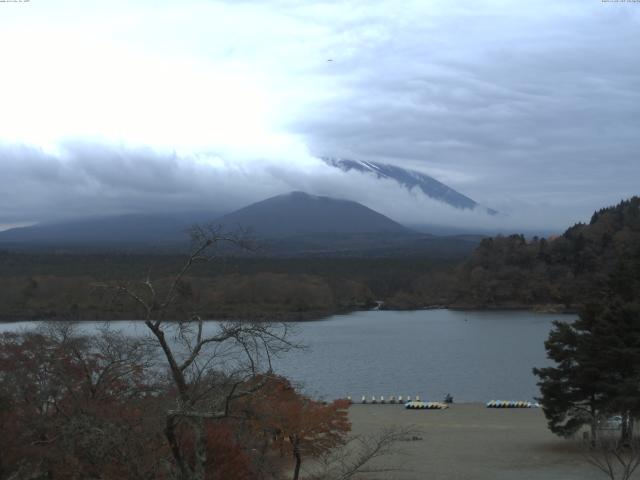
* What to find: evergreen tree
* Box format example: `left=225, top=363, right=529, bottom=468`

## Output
left=594, top=256, right=640, bottom=442
left=533, top=315, right=608, bottom=441
left=534, top=255, right=640, bottom=443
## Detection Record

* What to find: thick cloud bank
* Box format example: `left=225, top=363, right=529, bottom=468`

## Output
left=0, top=142, right=612, bottom=233
left=0, top=1, right=638, bottom=232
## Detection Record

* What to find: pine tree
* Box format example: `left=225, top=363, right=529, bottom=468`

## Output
left=534, top=252, right=640, bottom=443
left=533, top=315, right=608, bottom=441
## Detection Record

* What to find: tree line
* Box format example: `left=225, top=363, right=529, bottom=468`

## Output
left=0, top=252, right=452, bottom=321
left=392, top=197, right=640, bottom=310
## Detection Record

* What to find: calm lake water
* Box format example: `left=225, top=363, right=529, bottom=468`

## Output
left=0, top=309, right=574, bottom=402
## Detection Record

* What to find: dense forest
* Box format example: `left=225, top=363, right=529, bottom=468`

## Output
left=0, top=253, right=455, bottom=321
left=1, top=197, right=638, bottom=320
left=390, top=197, right=640, bottom=310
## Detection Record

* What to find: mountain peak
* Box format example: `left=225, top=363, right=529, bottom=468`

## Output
left=280, top=191, right=320, bottom=200
left=323, top=157, right=497, bottom=215
left=218, top=191, right=413, bottom=238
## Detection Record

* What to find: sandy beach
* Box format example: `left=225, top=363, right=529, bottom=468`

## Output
left=345, top=403, right=603, bottom=480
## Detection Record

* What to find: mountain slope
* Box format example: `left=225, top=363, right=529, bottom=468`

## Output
left=0, top=192, right=416, bottom=252
left=0, top=192, right=484, bottom=257
left=217, top=191, right=414, bottom=238
left=0, top=211, right=222, bottom=249
left=323, top=157, right=497, bottom=214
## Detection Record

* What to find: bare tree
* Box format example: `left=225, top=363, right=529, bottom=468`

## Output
left=583, top=433, right=640, bottom=480
left=100, top=224, right=297, bottom=480
left=307, top=426, right=423, bottom=480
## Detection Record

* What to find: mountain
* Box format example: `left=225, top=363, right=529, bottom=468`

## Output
left=0, top=192, right=415, bottom=252
left=0, top=192, right=483, bottom=257
left=0, top=211, right=223, bottom=250
left=216, top=192, right=485, bottom=257
left=323, top=157, right=497, bottom=215
left=216, top=191, right=414, bottom=238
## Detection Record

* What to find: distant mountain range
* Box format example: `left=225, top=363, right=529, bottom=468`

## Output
left=323, top=157, right=497, bottom=215
left=0, top=211, right=221, bottom=250
left=0, top=191, right=481, bottom=257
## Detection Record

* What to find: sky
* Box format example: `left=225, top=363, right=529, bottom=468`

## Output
left=1, top=0, right=639, bottom=232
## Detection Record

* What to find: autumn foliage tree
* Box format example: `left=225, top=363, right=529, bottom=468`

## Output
left=240, top=376, right=351, bottom=480
left=0, top=325, right=166, bottom=479
left=0, top=328, right=356, bottom=480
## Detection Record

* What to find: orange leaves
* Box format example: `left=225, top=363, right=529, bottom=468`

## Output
left=204, top=423, right=255, bottom=480
left=0, top=331, right=350, bottom=479
left=240, top=375, right=351, bottom=458
left=0, top=331, right=166, bottom=479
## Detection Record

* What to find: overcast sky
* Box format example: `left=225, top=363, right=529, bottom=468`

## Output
left=1, top=0, right=638, bottom=231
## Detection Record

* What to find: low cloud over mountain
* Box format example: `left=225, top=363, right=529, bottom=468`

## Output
left=0, top=141, right=620, bottom=234
left=1, top=1, right=638, bottom=234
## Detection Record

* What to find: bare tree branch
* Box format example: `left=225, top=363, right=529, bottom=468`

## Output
left=308, top=426, right=423, bottom=480
left=582, top=433, right=640, bottom=480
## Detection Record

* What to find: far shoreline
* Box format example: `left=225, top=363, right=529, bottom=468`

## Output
left=0, top=303, right=580, bottom=324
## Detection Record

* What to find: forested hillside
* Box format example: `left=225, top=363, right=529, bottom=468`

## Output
left=0, top=254, right=452, bottom=321
left=392, top=197, right=640, bottom=310
left=3, top=198, right=638, bottom=319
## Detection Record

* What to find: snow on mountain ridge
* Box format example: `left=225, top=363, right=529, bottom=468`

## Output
left=322, top=157, right=497, bottom=215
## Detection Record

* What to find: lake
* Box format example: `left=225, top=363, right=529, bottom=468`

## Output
left=0, top=309, right=573, bottom=402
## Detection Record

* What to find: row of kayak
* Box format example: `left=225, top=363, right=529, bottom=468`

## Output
left=405, top=401, right=449, bottom=410
left=351, top=397, right=540, bottom=409
left=357, top=395, right=424, bottom=404
left=406, top=400, right=540, bottom=409
left=486, top=400, right=540, bottom=408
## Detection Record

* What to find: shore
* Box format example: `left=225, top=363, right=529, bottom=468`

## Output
left=0, top=302, right=580, bottom=324
left=345, top=403, right=601, bottom=480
